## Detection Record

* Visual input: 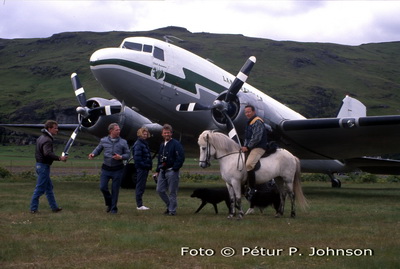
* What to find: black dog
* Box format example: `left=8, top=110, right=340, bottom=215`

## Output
left=190, top=188, right=231, bottom=214
left=245, top=181, right=281, bottom=215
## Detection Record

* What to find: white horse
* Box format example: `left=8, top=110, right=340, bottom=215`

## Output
left=198, top=130, right=308, bottom=219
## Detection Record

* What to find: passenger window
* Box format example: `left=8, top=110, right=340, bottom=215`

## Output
left=154, top=47, right=164, bottom=61
left=123, top=42, right=142, bottom=51
left=143, top=45, right=152, bottom=53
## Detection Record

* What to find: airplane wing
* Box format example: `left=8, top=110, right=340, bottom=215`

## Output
left=279, top=115, right=400, bottom=160
left=0, top=123, right=98, bottom=145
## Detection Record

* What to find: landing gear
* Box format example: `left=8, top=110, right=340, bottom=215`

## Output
left=328, top=173, right=341, bottom=188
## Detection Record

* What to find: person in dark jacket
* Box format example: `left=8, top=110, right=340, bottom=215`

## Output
left=30, top=120, right=68, bottom=214
left=241, top=105, right=268, bottom=199
left=88, top=123, right=130, bottom=214
left=132, top=127, right=152, bottom=210
left=154, top=124, right=185, bottom=216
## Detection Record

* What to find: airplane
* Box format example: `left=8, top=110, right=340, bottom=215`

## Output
left=3, top=36, right=400, bottom=188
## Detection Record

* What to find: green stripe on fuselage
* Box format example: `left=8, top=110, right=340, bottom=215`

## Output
left=90, top=59, right=227, bottom=95
left=90, top=59, right=152, bottom=77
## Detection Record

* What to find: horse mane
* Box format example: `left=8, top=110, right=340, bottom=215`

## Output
left=203, top=130, right=240, bottom=153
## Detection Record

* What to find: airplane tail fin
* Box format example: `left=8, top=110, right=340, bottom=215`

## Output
left=336, top=95, right=366, bottom=118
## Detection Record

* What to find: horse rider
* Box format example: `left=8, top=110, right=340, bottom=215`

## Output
left=241, top=104, right=268, bottom=199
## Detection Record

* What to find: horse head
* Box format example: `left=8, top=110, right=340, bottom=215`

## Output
left=198, top=130, right=216, bottom=168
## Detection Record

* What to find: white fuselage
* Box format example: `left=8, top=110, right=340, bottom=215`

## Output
left=90, top=37, right=304, bottom=136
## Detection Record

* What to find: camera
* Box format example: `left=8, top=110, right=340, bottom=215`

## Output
left=159, top=155, right=168, bottom=170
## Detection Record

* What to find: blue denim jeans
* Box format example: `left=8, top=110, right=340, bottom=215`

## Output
left=30, top=163, right=59, bottom=211
left=100, top=168, right=123, bottom=213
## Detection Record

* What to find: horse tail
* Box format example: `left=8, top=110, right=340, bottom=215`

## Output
left=293, top=157, right=309, bottom=211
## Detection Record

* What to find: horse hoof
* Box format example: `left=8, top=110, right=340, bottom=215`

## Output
left=227, top=215, right=234, bottom=219
left=275, top=213, right=282, bottom=218
left=291, top=212, right=296, bottom=218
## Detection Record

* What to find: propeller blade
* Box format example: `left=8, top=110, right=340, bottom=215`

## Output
left=176, top=103, right=210, bottom=112
left=225, top=56, right=256, bottom=102
left=222, top=111, right=241, bottom=147
left=62, top=124, right=81, bottom=156
left=71, top=73, right=87, bottom=107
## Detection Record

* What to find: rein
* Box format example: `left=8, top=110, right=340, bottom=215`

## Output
left=200, top=133, right=245, bottom=171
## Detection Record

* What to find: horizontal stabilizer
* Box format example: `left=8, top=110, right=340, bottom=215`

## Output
left=346, top=157, right=400, bottom=175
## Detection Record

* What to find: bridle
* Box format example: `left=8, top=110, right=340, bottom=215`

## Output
left=200, top=133, right=245, bottom=170
left=199, top=134, right=213, bottom=167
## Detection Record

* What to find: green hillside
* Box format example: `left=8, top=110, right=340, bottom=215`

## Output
left=0, top=26, right=399, bottom=126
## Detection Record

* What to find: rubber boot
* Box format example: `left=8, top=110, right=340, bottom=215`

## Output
left=247, top=170, right=256, bottom=200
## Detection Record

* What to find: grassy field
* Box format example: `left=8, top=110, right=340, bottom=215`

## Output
left=0, top=180, right=399, bottom=269
left=1, top=145, right=400, bottom=268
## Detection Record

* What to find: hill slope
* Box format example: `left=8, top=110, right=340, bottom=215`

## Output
left=0, top=26, right=399, bottom=127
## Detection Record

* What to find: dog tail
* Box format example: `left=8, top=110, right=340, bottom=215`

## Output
left=293, top=157, right=309, bottom=211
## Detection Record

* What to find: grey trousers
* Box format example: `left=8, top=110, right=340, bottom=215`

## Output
left=156, top=169, right=180, bottom=214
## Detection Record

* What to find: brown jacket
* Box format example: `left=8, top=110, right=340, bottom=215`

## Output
left=35, top=129, right=60, bottom=165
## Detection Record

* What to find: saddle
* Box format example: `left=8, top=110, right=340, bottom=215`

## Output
left=253, top=141, right=278, bottom=171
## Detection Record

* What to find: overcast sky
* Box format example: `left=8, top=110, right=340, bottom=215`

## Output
left=1, top=0, right=400, bottom=45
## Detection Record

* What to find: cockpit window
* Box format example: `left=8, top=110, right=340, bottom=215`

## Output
left=123, top=42, right=142, bottom=51
left=122, top=41, right=163, bottom=60
left=154, top=47, right=164, bottom=61
left=143, top=44, right=152, bottom=53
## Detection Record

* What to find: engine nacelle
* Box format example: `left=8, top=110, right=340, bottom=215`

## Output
left=211, top=91, right=272, bottom=138
left=81, top=97, right=161, bottom=143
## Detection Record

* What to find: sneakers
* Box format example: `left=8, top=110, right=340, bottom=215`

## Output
left=137, top=206, right=150, bottom=210
left=30, top=208, right=62, bottom=214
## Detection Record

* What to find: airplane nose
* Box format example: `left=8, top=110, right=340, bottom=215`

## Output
left=90, top=48, right=118, bottom=64
left=90, top=49, right=105, bottom=63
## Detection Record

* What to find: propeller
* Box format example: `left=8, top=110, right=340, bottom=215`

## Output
left=61, top=73, right=122, bottom=156
left=176, top=56, right=256, bottom=147
left=225, top=56, right=256, bottom=102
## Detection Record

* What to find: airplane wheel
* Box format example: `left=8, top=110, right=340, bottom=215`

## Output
left=331, top=178, right=341, bottom=188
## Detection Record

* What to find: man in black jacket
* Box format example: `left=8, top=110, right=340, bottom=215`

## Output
left=30, top=120, right=68, bottom=214
left=154, top=124, right=185, bottom=216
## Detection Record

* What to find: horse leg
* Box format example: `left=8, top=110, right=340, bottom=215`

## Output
left=226, top=184, right=235, bottom=219
left=284, top=180, right=296, bottom=218
left=288, top=191, right=296, bottom=218
left=233, top=181, right=244, bottom=219
left=235, top=196, right=244, bottom=220
left=276, top=192, right=286, bottom=217
left=274, top=178, right=286, bottom=217
left=228, top=197, right=235, bottom=219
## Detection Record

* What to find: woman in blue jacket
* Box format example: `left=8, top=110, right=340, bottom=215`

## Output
left=132, top=127, right=153, bottom=210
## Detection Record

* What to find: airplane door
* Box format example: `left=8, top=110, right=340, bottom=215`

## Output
left=151, top=45, right=176, bottom=101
